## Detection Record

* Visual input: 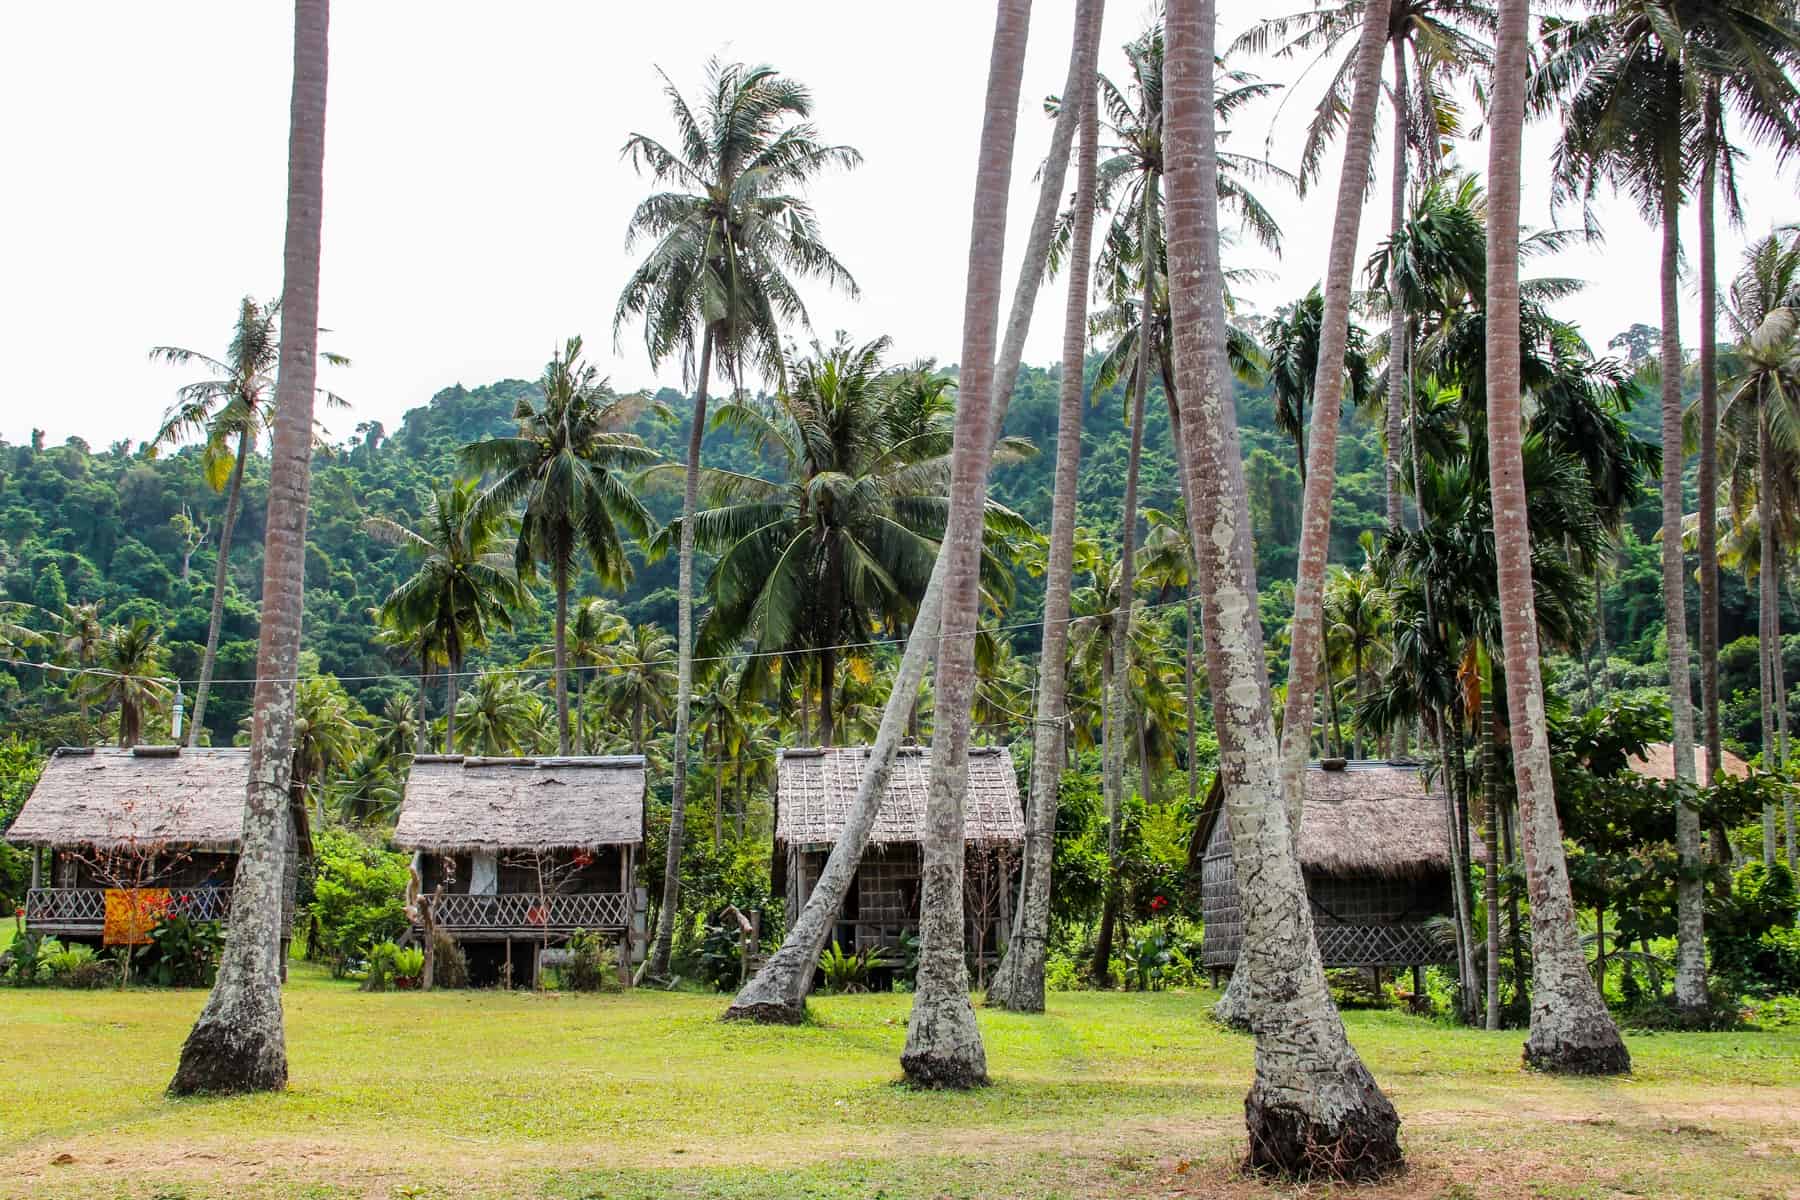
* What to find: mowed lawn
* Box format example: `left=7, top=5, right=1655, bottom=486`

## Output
left=1, top=965, right=1796, bottom=1200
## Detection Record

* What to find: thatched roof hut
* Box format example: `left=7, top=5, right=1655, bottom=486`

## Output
left=393, top=754, right=647, bottom=854
left=6, top=745, right=310, bottom=854
left=774, top=745, right=1024, bottom=851
left=7, top=745, right=310, bottom=944
left=1627, top=742, right=1751, bottom=783
left=1195, top=761, right=1470, bottom=971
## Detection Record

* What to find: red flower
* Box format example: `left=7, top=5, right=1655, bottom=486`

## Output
left=1149, top=895, right=1169, bottom=912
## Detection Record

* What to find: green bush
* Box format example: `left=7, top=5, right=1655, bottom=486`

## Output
left=138, top=914, right=223, bottom=987
left=818, top=941, right=888, bottom=994
left=557, top=928, right=620, bottom=993
left=1, top=931, right=53, bottom=985
left=1706, top=862, right=1800, bottom=998
left=308, top=827, right=412, bottom=978
left=429, top=931, right=468, bottom=988
left=362, top=940, right=424, bottom=991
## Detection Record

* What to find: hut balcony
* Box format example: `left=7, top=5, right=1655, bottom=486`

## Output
left=23, top=884, right=236, bottom=937
left=414, top=888, right=633, bottom=937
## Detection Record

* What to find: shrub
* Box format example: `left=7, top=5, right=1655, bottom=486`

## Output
left=1617, top=983, right=1750, bottom=1032
left=558, top=928, right=619, bottom=993
left=818, top=941, right=888, bottom=994
left=363, top=941, right=425, bottom=991
left=1707, top=862, right=1800, bottom=997
left=308, top=827, right=412, bottom=978
left=694, top=918, right=748, bottom=993
left=40, top=942, right=113, bottom=989
left=1044, top=949, right=1080, bottom=992
left=138, top=914, right=223, bottom=988
left=1, top=931, right=53, bottom=985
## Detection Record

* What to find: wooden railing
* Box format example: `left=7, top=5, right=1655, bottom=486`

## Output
left=420, top=891, right=631, bottom=934
left=24, top=886, right=234, bottom=931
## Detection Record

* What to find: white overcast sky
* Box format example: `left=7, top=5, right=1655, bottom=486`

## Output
left=2, top=2, right=1792, bottom=446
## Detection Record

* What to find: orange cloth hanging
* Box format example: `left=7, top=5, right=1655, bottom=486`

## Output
left=103, top=888, right=170, bottom=945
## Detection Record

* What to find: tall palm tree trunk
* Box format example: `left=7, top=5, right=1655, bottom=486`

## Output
left=1488, top=0, right=1630, bottom=1070
left=1650, top=167, right=1706, bottom=1009
left=187, top=428, right=251, bottom=746
left=1480, top=686, right=1502, bottom=1029
left=988, top=0, right=1104, bottom=1014
left=899, top=0, right=1033, bottom=1091
left=445, top=654, right=461, bottom=755
left=415, top=661, right=430, bottom=756
left=1385, top=39, right=1410, bottom=534
left=1277, top=0, right=1391, bottom=811
left=1217, top=0, right=1391, bottom=1034
left=728, top=0, right=1091, bottom=1024
left=552, top=574, right=570, bottom=754
left=819, top=644, right=837, bottom=748
left=1761, top=410, right=1780, bottom=864
left=171, top=0, right=328, bottom=1095
left=1168, top=0, right=1401, bottom=1174
left=1698, top=86, right=1723, bottom=810
left=649, top=328, right=714, bottom=978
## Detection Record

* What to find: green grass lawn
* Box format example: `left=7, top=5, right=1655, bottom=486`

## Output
left=1, top=963, right=1796, bottom=1200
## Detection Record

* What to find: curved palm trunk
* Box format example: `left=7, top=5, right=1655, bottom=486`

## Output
left=415, top=662, right=430, bottom=756
left=1228, top=0, right=1389, bottom=1034
left=1168, top=0, right=1402, bottom=1174
left=988, top=0, right=1104, bottom=1014
left=1385, top=40, right=1410, bottom=534
left=187, top=428, right=251, bottom=746
left=727, top=0, right=1091, bottom=1025
left=171, top=0, right=327, bottom=1095
left=647, top=328, right=714, bottom=979
left=1489, top=0, right=1629, bottom=1070
left=900, top=0, right=1035, bottom=1090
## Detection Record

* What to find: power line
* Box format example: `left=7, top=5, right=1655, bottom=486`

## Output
left=0, top=593, right=1200, bottom=692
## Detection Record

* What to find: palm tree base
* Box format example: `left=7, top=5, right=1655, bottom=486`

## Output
left=720, top=998, right=807, bottom=1025
left=167, top=1000, right=287, bottom=1096
left=899, top=1048, right=989, bottom=1090
left=1244, top=1068, right=1403, bottom=1182
left=984, top=962, right=1045, bottom=1013
left=1211, top=970, right=1252, bottom=1031
left=1522, top=1021, right=1631, bottom=1076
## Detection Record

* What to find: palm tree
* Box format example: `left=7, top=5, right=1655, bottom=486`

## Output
left=894, top=0, right=1035, bottom=1092
left=369, top=692, right=419, bottom=768
left=1718, top=232, right=1800, bottom=861
left=1531, top=0, right=1800, bottom=1005
left=56, top=601, right=105, bottom=735
left=1234, top=0, right=1496, bottom=530
left=456, top=673, right=544, bottom=757
left=728, top=0, right=1102, bottom=1024
left=667, top=337, right=1029, bottom=748
left=369, top=482, right=524, bottom=756
left=523, top=597, right=628, bottom=754
left=173, top=0, right=330, bottom=1096
left=461, top=337, right=656, bottom=756
left=1264, top=288, right=1380, bottom=486
left=1323, top=564, right=1389, bottom=759
left=1167, top=0, right=1403, bottom=1174
left=287, top=674, right=361, bottom=824
left=1488, top=0, right=1632, bottom=1070
left=617, top=58, right=860, bottom=982
left=150, top=296, right=346, bottom=746
left=77, top=619, right=169, bottom=747
left=590, top=622, right=677, bottom=754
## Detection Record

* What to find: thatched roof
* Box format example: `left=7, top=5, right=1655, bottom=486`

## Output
left=1627, top=742, right=1751, bottom=783
left=393, top=754, right=646, bottom=853
left=1191, top=761, right=1474, bottom=880
left=4, top=745, right=310, bottom=855
left=775, top=745, right=1024, bottom=849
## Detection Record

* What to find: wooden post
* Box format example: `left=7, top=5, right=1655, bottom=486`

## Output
left=1412, top=964, right=1424, bottom=1002
left=503, top=938, right=513, bottom=989
left=624, top=844, right=638, bottom=988
left=30, top=849, right=41, bottom=890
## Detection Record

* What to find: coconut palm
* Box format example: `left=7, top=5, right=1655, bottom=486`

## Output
left=1234, top=0, right=1496, bottom=529
left=369, top=482, right=525, bottom=756
left=990, top=0, right=1109, bottom=1017
left=150, top=296, right=347, bottom=746
left=77, top=619, right=169, bottom=747
left=729, top=0, right=1101, bottom=1025
left=369, top=692, right=419, bottom=768
left=461, top=338, right=656, bottom=756
left=1324, top=564, right=1390, bottom=759
left=1718, top=232, right=1800, bottom=861
left=522, top=597, right=628, bottom=754
left=590, top=622, right=677, bottom=755
left=55, top=601, right=105, bottom=733
left=1263, top=288, right=1380, bottom=484
left=1489, top=0, right=1633, bottom=1068
left=617, top=58, right=860, bottom=981
left=1165, top=0, right=1403, bottom=1172
left=1530, top=0, right=1800, bottom=1009
left=172, top=0, right=329, bottom=1096
left=455, top=672, right=544, bottom=758
left=666, top=339, right=1030, bottom=747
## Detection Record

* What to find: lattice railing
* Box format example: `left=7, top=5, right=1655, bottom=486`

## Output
left=1315, top=922, right=1454, bottom=968
left=422, top=891, right=630, bottom=932
left=25, top=887, right=235, bottom=927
